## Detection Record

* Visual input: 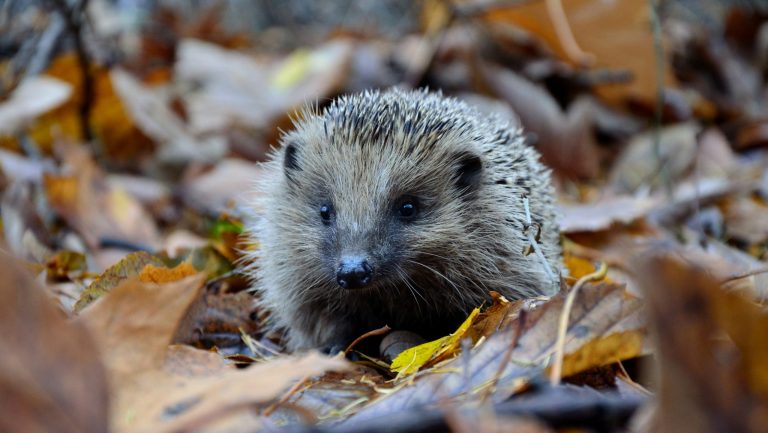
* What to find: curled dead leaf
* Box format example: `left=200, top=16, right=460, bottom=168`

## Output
left=0, top=250, right=109, bottom=433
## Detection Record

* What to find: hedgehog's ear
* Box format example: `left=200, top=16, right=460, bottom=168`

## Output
left=283, top=143, right=300, bottom=180
left=453, top=151, right=482, bottom=197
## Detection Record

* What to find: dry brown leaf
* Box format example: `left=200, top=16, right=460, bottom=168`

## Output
left=111, top=68, right=227, bottom=164
left=343, top=281, right=646, bottom=424
left=483, top=0, right=675, bottom=107
left=470, top=292, right=521, bottom=339
left=77, top=274, right=347, bottom=433
left=176, top=39, right=352, bottom=134
left=0, top=251, right=109, bottom=433
left=477, top=61, right=600, bottom=179
left=559, top=196, right=660, bottom=233
left=43, top=141, right=160, bottom=253
left=74, top=251, right=165, bottom=312
left=0, top=76, right=72, bottom=134
left=635, top=250, right=768, bottom=433
left=183, top=158, right=263, bottom=215
left=697, top=127, right=737, bottom=178
left=78, top=275, right=207, bottom=377
left=723, top=195, right=768, bottom=246
left=174, top=290, right=259, bottom=348
left=1, top=181, right=53, bottom=262
left=609, top=123, right=700, bottom=193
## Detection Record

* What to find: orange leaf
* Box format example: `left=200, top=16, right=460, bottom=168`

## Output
left=139, top=262, right=199, bottom=284
left=483, top=0, right=675, bottom=107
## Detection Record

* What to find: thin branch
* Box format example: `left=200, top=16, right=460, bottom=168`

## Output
left=549, top=262, right=608, bottom=385
left=648, top=0, right=672, bottom=197
left=344, top=324, right=391, bottom=356
left=720, top=267, right=768, bottom=284
left=481, top=308, right=527, bottom=402
left=261, top=375, right=311, bottom=417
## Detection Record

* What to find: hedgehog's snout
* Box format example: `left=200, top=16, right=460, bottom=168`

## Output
left=336, top=256, right=374, bottom=289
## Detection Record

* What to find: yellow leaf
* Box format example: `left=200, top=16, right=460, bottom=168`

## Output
left=563, top=251, right=599, bottom=279
left=391, top=308, right=479, bottom=377
left=271, top=49, right=311, bottom=90
left=555, top=330, right=645, bottom=378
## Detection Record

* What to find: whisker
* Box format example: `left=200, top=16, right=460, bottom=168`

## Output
left=395, top=266, right=427, bottom=314
left=405, top=259, right=463, bottom=303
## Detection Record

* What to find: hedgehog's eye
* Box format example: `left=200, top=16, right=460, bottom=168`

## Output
left=319, top=204, right=333, bottom=223
left=395, top=196, right=419, bottom=221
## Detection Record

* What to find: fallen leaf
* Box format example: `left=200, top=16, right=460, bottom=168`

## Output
left=182, top=158, right=263, bottom=216
left=169, top=245, right=234, bottom=279
left=559, top=196, right=660, bottom=233
left=344, top=281, right=646, bottom=423
left=477, top=61, right=600, bottom=179
left=78, top=275, right=206, bottom=377
left=27, top=53, right=155, bottom=161
left=609, top=123, right=700, bottom=193
left=723, top=195, right=768, bottom=247
left=111, top=68, right=227, bottom=164
left=174, top=289, right=260, bottom=349
left=176, top=38, right=352, bottom=134
left=0, top=76, right=72, bottom=134
left=635, top=249, right=768, bottom=433
left=43, top=141, right=160, bottom=253
left=139, top=262, right=199, bottom=284
left=470, top=292, right=520, bottom=339
left=0, top=251, right=109, bottom=433
left=482, top=0, right=676, bottom=107
left=0, top=148, right=55, bottom=183
left=74, top=251, right=166, bottom=312
left=45, top=250, right=87, bottom=282
left=1, top=181, right=53, bottom=262
left=77, top=275, right=347, bottom=433
left=391, top=308, right=479, bottom=377
left=697, top=127, right=737, bottom=178
left=390, top=293, right=520, bottom=378
left=162, top=229, right=210, bottom=257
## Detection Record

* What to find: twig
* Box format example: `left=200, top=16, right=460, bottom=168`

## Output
left=549, top=261, right=607, bottom=386
left=720, top=267, right=768, bottom=284
left=344, top=325, right=391, bottom=356
left=261, top=375, right=311, bottom=417
left=482, top=309, right=527, bottom=402
left=545, top=0, right=594, bottom=66
left=648, top=0, right=672, bottom=197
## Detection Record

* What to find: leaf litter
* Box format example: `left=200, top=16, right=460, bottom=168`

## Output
left=3, top=1, right=768, bottom=432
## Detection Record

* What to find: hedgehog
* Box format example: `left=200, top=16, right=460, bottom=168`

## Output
left=245, top=89, right=561, bottom=352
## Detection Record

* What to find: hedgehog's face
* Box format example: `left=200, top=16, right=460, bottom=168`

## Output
left=279, top=130, right=484, bottom=295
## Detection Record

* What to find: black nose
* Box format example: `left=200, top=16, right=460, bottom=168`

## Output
left=336, top=257, right=374, bottom=289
